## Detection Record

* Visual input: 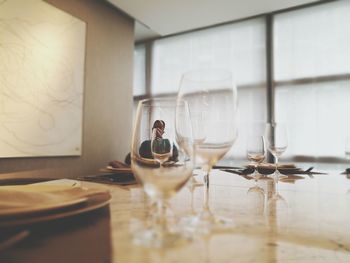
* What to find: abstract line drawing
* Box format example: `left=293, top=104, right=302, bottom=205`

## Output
left=0, top=0, right=86, bottom=157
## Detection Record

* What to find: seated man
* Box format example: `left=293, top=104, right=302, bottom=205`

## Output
left=139, top=120, right=178, bottom=162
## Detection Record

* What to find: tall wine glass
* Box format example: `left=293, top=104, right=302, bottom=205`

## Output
left=177, top=69, right=238, bottom=231
left=264, top=123, right=288, bottom=181
left=131, top=98, right=193, bottom=247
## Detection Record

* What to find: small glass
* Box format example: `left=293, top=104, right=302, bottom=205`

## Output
left=246, top=135, right=266, bottom=180
left=265, top=123, right=288, bottom=181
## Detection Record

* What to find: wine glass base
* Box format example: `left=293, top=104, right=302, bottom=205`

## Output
left=133, top=227, right=187, bottom=248
left=278, top=173, right=288, bottom=180
left=266, top=193, right=288, bottom=222
left=179, top=210, right=234, bottom=237
left=247, top=185, right=265, bottom=195
left=248, top=173, right=262, bottom=181
left=189, top=176, right=204, bottom=187
left=267, top=171, right=287, bottom=181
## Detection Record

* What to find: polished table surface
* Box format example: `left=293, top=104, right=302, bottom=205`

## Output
left=1, top=164, right=350, bottom=263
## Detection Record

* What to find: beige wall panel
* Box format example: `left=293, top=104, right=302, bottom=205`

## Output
left=0, top=0, right=134, bottom=178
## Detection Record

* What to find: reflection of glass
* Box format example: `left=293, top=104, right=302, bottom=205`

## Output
left=267, top=180, right=285, bottom=204
left=265, top=180, right=288, bottom=231
left=246, top=135, right=266, bottom=180
left=177, top=69, right=238, bottom=231
left=131, top=98, right=193, bottom=247
left=247, top=181, right=265, bottom=217
left=265, top=123, right=288, bottom=181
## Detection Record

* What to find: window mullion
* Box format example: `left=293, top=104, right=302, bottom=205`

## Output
left=266, top=14, right=275, bottom=163
left=145, top=42, right=153, bottom=97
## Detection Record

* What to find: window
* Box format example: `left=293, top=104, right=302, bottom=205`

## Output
left=133, top=44, right=146, bottom=97
left=274, top=1, right=350, bottom=161
left=151, top=18, right=266, bottom=95
left=133, top=1, right=349, bottom=162
left=150, top=19, right=267, bottom=159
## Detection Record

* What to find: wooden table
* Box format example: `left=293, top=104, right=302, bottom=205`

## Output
left=1, top=164, right=350, bottom=262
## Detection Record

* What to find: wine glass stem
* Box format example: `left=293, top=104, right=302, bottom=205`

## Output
left=274, top=155, right=279, bottom=182
left=190, top=186, right=195, bottom=214
left=275, top=180, right=279, bottom=195
left=275, top=156, right=278, bottom=171
left=203, top=168, right=211, bottom=212
left=254, top=163, right=258, bottom=181
left=156, top=199, right=167, bottom=233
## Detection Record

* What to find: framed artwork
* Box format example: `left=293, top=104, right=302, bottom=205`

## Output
left=0, top=0, right=86, bottom=157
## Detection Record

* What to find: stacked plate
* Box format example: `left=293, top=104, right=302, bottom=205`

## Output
left=0, top=179, right=111, bottom=228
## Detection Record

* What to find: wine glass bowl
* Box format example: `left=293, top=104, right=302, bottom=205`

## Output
left=247, top=153, right=265, bottom=163
left=131, top=98, right=193, bottom=246
left=177, top=69, right=238, bottom=231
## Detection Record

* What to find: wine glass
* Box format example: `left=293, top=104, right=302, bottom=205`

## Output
left=246, top=135, right=266, bottom=180
left=264, top=123, right=288, bottom=181
left=131, top=98, right=193, bottom=247
left=177, top=69, right=238, bottom=231
left=246, top=134, right=266, bottom=208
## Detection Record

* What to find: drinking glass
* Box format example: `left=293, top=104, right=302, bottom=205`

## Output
left=131, top=98, right=193, bottom=247
left=264, top=123, right=288, bottom=181
left=246, top=134, right=266, bottom=206
left=177, top=69, right=238, bottom=231
left=246, top=135, right=266, bottom=180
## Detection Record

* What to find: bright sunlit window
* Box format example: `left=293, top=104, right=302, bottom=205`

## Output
left=150, top=18, right=267, bottom=159
left=274, top=0, right=350, bottom=161
left=133, top=44, right=146, bottom=97
left=151, top=18, right=266, bottom=95
left=133, top=1, right=350, bottom=163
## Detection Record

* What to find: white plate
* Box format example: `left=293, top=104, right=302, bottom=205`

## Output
left=0, top=197, right=87, bottom=217
left=0, top=191, right=111, bottom=227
